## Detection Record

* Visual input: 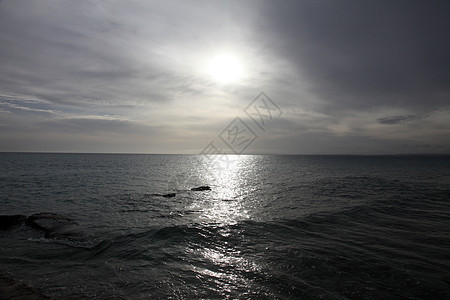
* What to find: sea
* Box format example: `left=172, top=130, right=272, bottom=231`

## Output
left=0, top=153, right=449, bottom=299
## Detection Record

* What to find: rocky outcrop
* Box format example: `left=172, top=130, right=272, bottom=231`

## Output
left=191, top=186, right=211, bottom=191
left=0, top=215, right=26, bottom=230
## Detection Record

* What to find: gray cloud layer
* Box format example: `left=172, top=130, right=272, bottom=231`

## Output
left=0, top=0, right=449, bottom=154
left=260, top=0, right=450, bottom=111
left=377, top=114, right=421, bottom=125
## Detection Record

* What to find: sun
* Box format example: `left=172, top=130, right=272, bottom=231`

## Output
left=207, top=53, right=243, bottom=84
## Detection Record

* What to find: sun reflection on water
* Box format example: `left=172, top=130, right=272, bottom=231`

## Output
left=189, top=246, right=262, bottom=295
left=178, top=155, right=267, bottom=297
left=188, top=155, right=263, bottom=226
left=184, top=225, right=265, bottom=297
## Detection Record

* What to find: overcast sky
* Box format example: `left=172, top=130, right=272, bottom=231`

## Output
left=0, top=0, right=449, bottom=154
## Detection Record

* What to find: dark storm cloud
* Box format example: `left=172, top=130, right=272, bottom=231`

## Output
left=260, top=0, right=450, bottom=111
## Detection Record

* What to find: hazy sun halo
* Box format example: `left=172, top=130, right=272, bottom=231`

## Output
left=207, top=53, right=243, bottom=84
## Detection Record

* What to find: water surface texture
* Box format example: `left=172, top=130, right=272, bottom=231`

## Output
left=1, top=153, right=449, bottom=299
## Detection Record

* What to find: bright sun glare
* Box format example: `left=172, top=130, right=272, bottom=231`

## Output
left=207, top=53, right=244, bottom=84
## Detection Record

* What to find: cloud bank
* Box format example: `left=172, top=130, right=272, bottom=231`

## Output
left=0, top=0, right=449, bottom=154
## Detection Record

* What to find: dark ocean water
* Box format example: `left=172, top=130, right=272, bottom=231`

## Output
left=0, top=153, right=449, bottom=299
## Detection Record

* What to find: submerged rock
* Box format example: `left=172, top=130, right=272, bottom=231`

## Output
left=2, top=212, right=97, bottom=248
left=26, top=213, right=76, bottom=231
left=0, top=215, right=26, bottom=230
left=191, top=186, right=211, bottom=191
left=26, top=212, right=81, bottom=239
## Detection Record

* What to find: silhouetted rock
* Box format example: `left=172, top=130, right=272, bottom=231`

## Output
left=149, top=193, right=176, bottom=198
left=0, top=215, right=26, bottom=230
left=191, top=186, right=211, bottom=191
left=162, top=193, right=176, bottom=198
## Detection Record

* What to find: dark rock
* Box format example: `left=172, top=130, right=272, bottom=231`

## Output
left=162, top=193, right=176, bottom=198
left=0, top=215, right=26, bottom=230
left=149, top=193, right=176, bottom=198
left=191, top=186, right=211, bottom=191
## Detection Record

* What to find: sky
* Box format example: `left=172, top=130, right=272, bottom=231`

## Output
left=0, top=0, right=449, bottom=154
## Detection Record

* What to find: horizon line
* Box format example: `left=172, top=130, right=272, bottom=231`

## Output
left=0, top=151, right=449, bottom=156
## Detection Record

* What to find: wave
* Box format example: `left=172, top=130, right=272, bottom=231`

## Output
left=27, top=236, right=103, bottom=250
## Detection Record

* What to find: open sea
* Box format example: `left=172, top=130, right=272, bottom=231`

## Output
left=0, top=153, right=449, bottom=299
